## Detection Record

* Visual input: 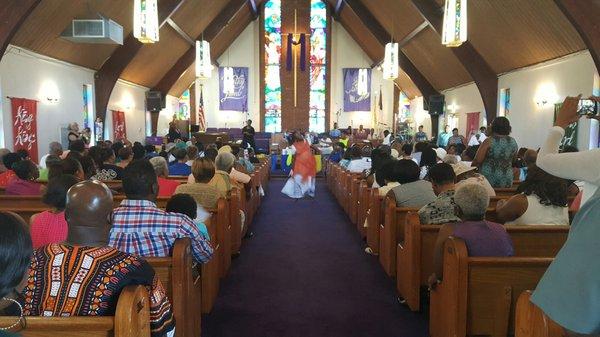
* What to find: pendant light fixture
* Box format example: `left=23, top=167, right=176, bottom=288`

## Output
left=195, top=40, right=213, bottom=78
left=133, top=0, right=159, bottom=43
left=441, top=0, right=467, bottom=47
left=357, top=68, right=369, bottom=96
left=383, top=42, right=399, bottom=80
left=223, top=67, right=235, bottom=95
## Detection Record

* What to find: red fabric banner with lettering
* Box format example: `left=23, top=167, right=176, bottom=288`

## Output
left=112, top=110, right=127, bottom=141
left=11, top=97, right=38, bottom=162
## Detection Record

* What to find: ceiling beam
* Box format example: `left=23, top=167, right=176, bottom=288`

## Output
left=166, top=18, right=195, bottom=46
left=410, top=0, right=498, bottom=123
left=0, top=0, right=41, bottom=62
left=343, top=0, right=439, bottom=104
left=247, top=0, right=258, bottom=19
left=333, top=0, right=345, bottom=20
left=152, top=0, right=248, bottom=95
left=93, top=0, right=185, bottom=136
left=371, top=21, right=428, bottom=68
left=554, top=0, right=600, bottom=74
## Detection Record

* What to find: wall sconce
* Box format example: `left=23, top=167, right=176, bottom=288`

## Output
left=39, top=80, right=60, bottom=104
left=121, top=93, right=135, bottom=110
left=534, top=83, right=558, bottom=107
left=447, top=103, right=458, bottom=114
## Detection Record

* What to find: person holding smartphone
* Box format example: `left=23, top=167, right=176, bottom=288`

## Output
left=531, top=95, right=600, bottom=336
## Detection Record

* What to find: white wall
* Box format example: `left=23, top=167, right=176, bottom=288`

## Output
left=157, top=21, right=260, bottom=132
left=156, top=20, right=398, bottom=134
left=409, top=96, right=432, bottom=137
left=0, top=46, right=149, bottom=161
left=438, top=51, right=598, bottom=149
left=105, top=80, right=149, bottom=143
left=331, top=21, right=395, bottom=131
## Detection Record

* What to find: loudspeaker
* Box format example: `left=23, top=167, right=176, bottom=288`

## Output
left=146, top=91, right=165, bottom=112
left=428, top=95, right=445, bottom=115
left=190, top=125, right=200, bottom=133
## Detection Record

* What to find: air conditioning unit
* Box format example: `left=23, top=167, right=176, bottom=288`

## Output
left=61, top=16, right=123, bottom=45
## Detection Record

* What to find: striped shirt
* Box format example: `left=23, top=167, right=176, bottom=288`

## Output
left=109, top=199, right=213, bottom=263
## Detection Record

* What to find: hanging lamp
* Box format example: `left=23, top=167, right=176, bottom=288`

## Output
left=133, top=0, right=159, bottom=43
left=441, top=0, right=467, bottom=47
left=196, top=40, right=213, bottom=78
left=383, top=43, right=399, bottom=80
left=357, top=68, right=369, bottom=96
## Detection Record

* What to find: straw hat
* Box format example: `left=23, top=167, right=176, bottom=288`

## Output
left=451, top=163, right=477, bottom=177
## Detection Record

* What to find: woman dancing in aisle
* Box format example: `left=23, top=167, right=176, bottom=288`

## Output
left=282, top=131, right=317, bottom=199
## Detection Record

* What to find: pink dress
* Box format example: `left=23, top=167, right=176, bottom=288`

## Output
left=30, top=210, right=68, bottom=249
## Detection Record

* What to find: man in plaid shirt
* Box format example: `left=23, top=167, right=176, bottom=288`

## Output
left=109, top=160, right=213, bottom=263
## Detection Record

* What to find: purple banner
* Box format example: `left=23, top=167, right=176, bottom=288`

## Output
left=343, top=68, right=371, bottom=112
left=219, top=67, right=248, bottom=111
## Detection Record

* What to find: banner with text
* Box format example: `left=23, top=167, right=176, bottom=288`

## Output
left=343, top=68, right=371, bottom=112
left=112, top=110, right=127, bottom=141
left=11, top=97, right=38, bottom=162
left=219, top=66, right=248, bottom=111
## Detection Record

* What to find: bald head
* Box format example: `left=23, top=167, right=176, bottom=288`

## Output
left=65, top=180, right=113, bottom=247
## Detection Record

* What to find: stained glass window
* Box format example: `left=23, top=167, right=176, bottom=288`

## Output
left=309, top=0, right=327, bottom=133
left=177, top=89, right=191, bottom=120
left=264, top=0, right=282, bottom=133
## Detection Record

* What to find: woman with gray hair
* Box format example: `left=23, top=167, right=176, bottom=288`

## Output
left=149, top=156, right=180, bottom=197
left=428, top=183, right=514, bottom=288
left=210, top=152, right=236, bottom=195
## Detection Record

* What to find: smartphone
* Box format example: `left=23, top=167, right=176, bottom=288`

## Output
left=578, top=99, right=598, bottom=115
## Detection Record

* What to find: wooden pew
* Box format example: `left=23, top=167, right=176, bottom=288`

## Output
left=495, top=187, right=518, bottom=197
left=146, top=238, right=200, bottom=337
left=209, top=198, right=231, bottom=278
left=357, top=180, right=370, bottom=238
left=429, top=238, right=553, bottom=337
left=488, top=195, right=575, bottom=208
left=229, top=188, right=243, bottom=255
left=200, top=206, right=221, bottom=314
left=0, top=195, right=172, bottom=222
left=396, top=218, right=570, bottom=311
left=515, top=291, right=565, bottom=337
left=0, top=285, right=150, bottom=337
left=366, top=190, right=384, bottom=254
left=349, top=174, right=361, bottom=225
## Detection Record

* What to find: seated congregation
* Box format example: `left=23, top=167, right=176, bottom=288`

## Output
left=0, top=137, right=270, bottom=337
left=325, top=96, right=598, bottom=336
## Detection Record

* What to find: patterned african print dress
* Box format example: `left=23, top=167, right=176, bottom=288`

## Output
left=480, top=135, right=518, bottom=188
left=22, top=244, right=175, bottom=337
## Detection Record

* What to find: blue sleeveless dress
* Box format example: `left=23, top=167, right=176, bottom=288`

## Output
left=531, top=187, right=600, bottom=334
left=480, top=135, right=518, bottom=188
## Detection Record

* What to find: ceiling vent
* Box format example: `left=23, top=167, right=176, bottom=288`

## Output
left=61, top=15, right=123, bottom=45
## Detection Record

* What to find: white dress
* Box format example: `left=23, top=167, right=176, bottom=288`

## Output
left=505, top=194, right=569, bottom=226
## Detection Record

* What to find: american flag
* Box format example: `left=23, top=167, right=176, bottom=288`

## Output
left=197, top=82, right=206, bottom=132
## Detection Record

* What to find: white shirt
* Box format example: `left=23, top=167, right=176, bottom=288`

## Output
left=537, top=126, right=600, bottom=206
left=382, top=134, right=392, bottom=146
left=39, top=153, right=50, bottom=168
left=468, top=133, right=487, bottom=146
left=347, top=157, right=371, bottom=173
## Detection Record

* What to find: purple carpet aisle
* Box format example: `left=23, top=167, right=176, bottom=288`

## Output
left=202, top=178, right=429, bottom=337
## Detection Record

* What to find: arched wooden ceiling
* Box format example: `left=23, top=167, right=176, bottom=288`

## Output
left=9, top=0, right=259, bottom=98
left=5, top=0, right=591, bottom=102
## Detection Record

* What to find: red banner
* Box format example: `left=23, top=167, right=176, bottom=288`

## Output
left=112, top=110, right=127, bottom=141
left=11, top=98, right=38, bottom=162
